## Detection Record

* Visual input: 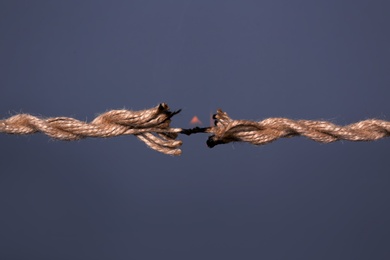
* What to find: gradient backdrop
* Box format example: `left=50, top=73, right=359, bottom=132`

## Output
left=1, top=1, right=389, bottom=259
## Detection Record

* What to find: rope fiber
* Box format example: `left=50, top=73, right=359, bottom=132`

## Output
left=1, top=103, right=389, bottom=155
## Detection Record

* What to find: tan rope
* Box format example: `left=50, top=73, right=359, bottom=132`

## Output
left=1, top=105, right=389, bottom=155
left=203, top=109, right=390, bottom=148
left=0, top=103, right=183, bottom=155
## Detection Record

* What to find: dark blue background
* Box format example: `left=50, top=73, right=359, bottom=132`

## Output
left=1, top=1, right=389, bottom=259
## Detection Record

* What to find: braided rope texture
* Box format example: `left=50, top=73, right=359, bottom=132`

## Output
left=1, top=103, right=389, bottom=155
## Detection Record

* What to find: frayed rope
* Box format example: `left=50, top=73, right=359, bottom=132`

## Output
left=1, top=103, right=389, bottom=155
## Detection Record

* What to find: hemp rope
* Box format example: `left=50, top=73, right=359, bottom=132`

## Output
left=199, top=109, right=390, bottom=148
left=0, top=103, right=183, bottom=155
left=1, top=104, right=389, bottom=155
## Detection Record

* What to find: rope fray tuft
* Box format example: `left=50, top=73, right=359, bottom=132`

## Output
left=0, top=103, right=183, bottom=155
left=1, top=103, right=389, bottom=155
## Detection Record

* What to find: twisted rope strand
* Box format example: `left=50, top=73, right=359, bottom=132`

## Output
left=204, top=109, right=390, bottom=147
left=0, top=103, right=183, bottom=155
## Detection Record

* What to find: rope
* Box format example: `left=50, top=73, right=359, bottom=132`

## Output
left=1, top=104, right=389, bottom=155
left=0, top=103, right=183, bottom=155
left=199, top=109, right=390, bottom=148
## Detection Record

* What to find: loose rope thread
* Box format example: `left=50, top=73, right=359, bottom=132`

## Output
left=1, top=104, right=389, bottom=155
